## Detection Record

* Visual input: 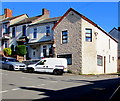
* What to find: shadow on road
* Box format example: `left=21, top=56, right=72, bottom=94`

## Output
left=17, top=77, right=120, bottom=101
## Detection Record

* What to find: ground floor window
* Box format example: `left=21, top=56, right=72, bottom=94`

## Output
left=57, top=54, right=72, bottom=65
left=97, top=55, right=103, bottom=66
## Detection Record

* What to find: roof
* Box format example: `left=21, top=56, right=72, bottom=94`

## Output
left=10, top=15, right=42, bottom=26
left=1, top=14, right=27, bottom=22
left=29, top=16, right=61, bottom=26
left=109, top=27, right=119, bottom=33
left=52, top=8, right=118, bottom=43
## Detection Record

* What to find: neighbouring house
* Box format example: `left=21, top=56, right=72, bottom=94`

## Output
left=28, top=16, right=61, bottom=59
left=8, top=8, right=52, bottom=59
left=53, top=8, right=118, bottom=74
left=0, top=8, right=28, bottom=56
left=109, top=27, right=120, bottom=72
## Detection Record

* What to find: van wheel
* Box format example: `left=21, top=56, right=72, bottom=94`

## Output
left=53, top=69, right=63, bottom=75
left=9, top=65, right=14, bottom=71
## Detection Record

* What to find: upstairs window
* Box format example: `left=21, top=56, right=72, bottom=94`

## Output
left=3, top=24, right=8, bottom=34
left=22, top=25, right=26, bottom=36
left=62, top=30, right=68, bottom=44
left=12, top=27, right=15, bottom=38
left=46, top=26, right=50, bottom=36
left=85, top=29, right=92, bottom=42
left=33, top=28, right=37, bottom=39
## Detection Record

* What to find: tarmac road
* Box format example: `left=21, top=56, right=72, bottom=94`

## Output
left=0, top=69, right=120, bottom=101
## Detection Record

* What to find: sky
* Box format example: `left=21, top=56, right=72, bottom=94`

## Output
left=1, top=2, right=118, bottom=33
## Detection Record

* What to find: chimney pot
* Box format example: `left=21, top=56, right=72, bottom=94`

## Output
left=4, top=8, right=12, bottom=18
left=42, top=8, right=50, bottom=17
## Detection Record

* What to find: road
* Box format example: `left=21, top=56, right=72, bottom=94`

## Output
left=0, top=69, right=120, bottom=101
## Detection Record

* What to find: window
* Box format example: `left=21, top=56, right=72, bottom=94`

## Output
left=33, top=28, right=37, bottom=39
left=12, top=27, right=15, bottom=37
left=4, top=41, right=8, bottom=48
left=85, top=29, right=92, bottom=42
left=3, top=24, right=8, bottom=33
left=109, top=55, right=111, bottom=63
left=43, top=46, right=47, bottom=57
left=37, top=60, right=46, bottom=65
left=97, top=55, right=103, bottom=66
left=49, top=45, right=53, bottom=57
left=32, top=49, right=36, bottom=57
left=62, top=30, right=68, bottom=44
left=22, top=25, right=26, bottom=36
left=57, top=54, right=72, bottom=65
left=46, top=26, right=50, bottom=36
left=109, top=39, right=110, bottom=49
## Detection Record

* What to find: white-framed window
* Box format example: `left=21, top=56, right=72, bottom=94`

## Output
left=3, top=24, right=8, bottom=33
left=109, top=39, right=110, bottom=49
left=4, top=41, right=8, bottom=48
left=32, top=49, right=36, bottom=57
left=57, top=54, right=72, bottom=65
left=62, top=30, right=68, bottom=44
left=46, top=26, right=50, bottom=36
left=97, top=55, right=103, bottom=66
left=33, top=28, right=37, bottom=39
left=85, top=28, right=92, bottom=42
left=22, top=25, right=26, bottom=36
left=12, top=27, right=15, bottom=38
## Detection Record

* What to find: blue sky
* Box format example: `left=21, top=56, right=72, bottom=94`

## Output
left=1, top=2, right=118, bottom=32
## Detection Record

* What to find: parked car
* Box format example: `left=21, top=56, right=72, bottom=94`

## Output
left=2, top=57, right=27, bottom=71
left=27, top=58, right=68, bottom=75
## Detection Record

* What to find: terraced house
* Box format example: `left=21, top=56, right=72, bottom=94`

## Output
left=0, top=8, right=118, bottom=74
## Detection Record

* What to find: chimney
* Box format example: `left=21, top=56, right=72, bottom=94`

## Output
left=42, top=8, right=50, bottom=18
left=4, top=8, right=12, bottom=18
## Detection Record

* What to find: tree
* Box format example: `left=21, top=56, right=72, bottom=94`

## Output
left=3, top=48, right=12, bottom=56
left=16, top=45, right=27, bottom=56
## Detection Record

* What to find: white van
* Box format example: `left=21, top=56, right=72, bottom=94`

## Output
left=27, top=58, right=67, bottom=75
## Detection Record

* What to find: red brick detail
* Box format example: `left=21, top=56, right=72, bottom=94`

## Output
left=4, top=8, right=12, bottom=18
left=42, top=8, right=50, bottom=15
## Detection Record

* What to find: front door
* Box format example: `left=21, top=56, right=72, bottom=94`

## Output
left=104, top=56, right=106, bottom=73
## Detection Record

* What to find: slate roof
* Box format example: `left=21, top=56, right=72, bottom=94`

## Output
left=10, top=15, right=42, bottom=26
left=1, top=14, right=27, bottom=22
left=29, top=16, right=61, bottom=26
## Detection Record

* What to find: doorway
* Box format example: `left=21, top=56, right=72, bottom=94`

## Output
left=104, top=56, right=106, bottom=73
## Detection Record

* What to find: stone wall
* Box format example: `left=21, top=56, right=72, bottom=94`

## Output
left=54, top=11, right=82, bottom=74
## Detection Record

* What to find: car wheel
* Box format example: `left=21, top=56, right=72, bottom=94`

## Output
left=9, top=65, right=14, bottom=71
left=27, top=68, right=34, bottom=73
left=53, top=69, right=63, bottom=75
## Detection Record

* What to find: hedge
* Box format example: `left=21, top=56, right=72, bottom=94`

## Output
left=16, top=45, right=27, bottom=56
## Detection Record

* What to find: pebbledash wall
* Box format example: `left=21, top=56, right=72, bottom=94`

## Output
left=54, top=9, right=118, bottom=74
left=54, top=10, right=82, bottom=73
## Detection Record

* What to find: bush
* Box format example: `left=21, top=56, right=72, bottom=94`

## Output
left=16, top=45, right=27, bottom=56
left=3, top=48, right=12, bottom=56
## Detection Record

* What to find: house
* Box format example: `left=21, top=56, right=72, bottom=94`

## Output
left=0, top=8, right=28, bottom=55
left=53, top=8, right=118, bottom=74
left=28, top=16, right=61, bottom=59
left=8, top=8, right=54, bottom=59
left=109, top=27, right=120, bottom=72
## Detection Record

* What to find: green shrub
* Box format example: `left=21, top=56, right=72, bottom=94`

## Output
left=3, top=48, right=12, bottom=56
left=16, top=45, right=27, bottom=56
